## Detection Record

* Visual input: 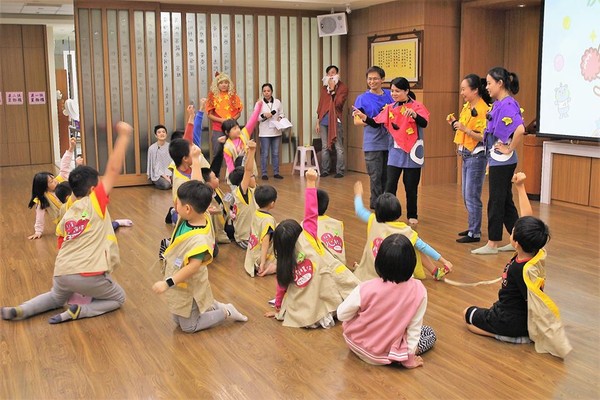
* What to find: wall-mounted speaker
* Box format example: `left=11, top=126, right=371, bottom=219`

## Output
left=317, top=13, right=348, bottom=37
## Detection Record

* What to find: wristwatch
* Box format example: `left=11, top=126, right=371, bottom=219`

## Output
left=165, top=277, right=175, bottom=288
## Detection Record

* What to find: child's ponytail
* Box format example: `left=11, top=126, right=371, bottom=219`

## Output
left=273, top=219, right=303, bottom=287
left=28, top=172, right=53, bottom=209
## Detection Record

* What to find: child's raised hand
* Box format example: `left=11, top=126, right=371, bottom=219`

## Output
left=512, top=172, right=526, bottom=186
left=69, top=137, right=77, bottom=152
left=305, top=168, right=318, bottom=182
left=354, top=181, right=363, bottom=196
left=247, top=139, right=257, bottom=150
left=190, top=145, right=201, bottom=158
left=152, top=280, right=169, bottom=294
left=187, top=104, right=195, bottom=116
left=198, top=97, right=207, bottom=111
left=115, top=121, right=133, bottom=137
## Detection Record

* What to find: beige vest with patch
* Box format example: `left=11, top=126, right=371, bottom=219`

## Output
left=317, top=215, right=346, bottom=266
left=354, top=214, right=425, bottom=281
left=233, top=187, right=256, bottom=243
left=54, top=193, right=119, bottom=276
left=243, top=210, right=276, bottom=276
left=163, top=216, right=215, bottom=318
left=278, top=231, right=360, bottom=328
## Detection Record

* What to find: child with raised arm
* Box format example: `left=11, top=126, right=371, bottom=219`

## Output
left=222, top=101, right=262, bottom=182
left=353, top=181, right=452, bottom=282
left=201, top=167, right=234, bottom=244
left=228, top=140, right=258, bottom=249
left=243, top=183, right=277, bottom=277
left=152, top=179, right=248, bottom=333
left=2, top=122, right=133, bottom=323
left=267, top=169, right=359, bottom=328
left=316, top=189, right=347, bottom=266
left=463, top=173, right=571, bottom=358
left=338, top=234, right=436, bottom=367
left=27, top=137, right=76, bottom=239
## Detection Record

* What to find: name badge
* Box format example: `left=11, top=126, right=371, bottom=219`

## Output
left=174, top=257, right=183, bottom=269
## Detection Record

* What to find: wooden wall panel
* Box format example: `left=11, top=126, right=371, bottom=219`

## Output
left=0, top=25, right=22, bottom=48
left=505, top=6, right=540, bottom=127
left=589, top=158, right=600, bottom=208
left=551, top=154, right=591, bottom=205
left=0, top=43, right=30, bottom=166
left=0, top=51, right=5, bottom=166
left=21, top=25, right=45, bottom=48
left=422, top=156, right=457, bottom=186
left=24, top=35, right=52, bottom=165
left=344, top=0, right=460, bottom=183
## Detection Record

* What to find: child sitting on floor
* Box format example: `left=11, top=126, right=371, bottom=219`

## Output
left=201, top=167, right=234, bottom=244
left=2, top=122, right=133, bottom=324
left=222, top=101, right=262, bottom=182
left=353, top=181, right=453, bottom=282
left=228, top=140, right=258, bottom=249
left=316, top=189, right=347, bottom=266
left=243, top=183, right=277, bottom=277
left=463, top=173, right=571, bottom=358
left=152, top=179, right=248, bottom=333
left=27, top=137, right=76, bottom=239
left=338, top=234, right=436, bottom=367
left=266, top=169, right=359, bottom=328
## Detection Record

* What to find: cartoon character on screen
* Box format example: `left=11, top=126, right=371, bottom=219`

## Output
left=553, top=83, right=570, bottom=119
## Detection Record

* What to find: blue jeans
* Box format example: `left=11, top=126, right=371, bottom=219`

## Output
left=319, top=122, right=345, bottom=175
left=259, top=136, right=281, bottom=175
left=461, top=152, right=486, bottom=237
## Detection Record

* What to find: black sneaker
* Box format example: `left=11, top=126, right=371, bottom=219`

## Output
left=320, top=172, right=329, bottom=177
left=261, top=175, right=268, bottom=180
left=274, top=174, right=284, bottom=179
left=334, top=173, right=344, bottom=178
left=456, top=236, right=480, bottom=243
left=458, top=230, right=470, bottom=236
left=164, top=207, right=174, bottom=224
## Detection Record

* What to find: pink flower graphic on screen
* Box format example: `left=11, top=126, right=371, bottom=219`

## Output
left=580, top=45, right=600, bottom=81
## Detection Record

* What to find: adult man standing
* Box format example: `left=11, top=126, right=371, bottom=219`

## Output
left=316, top=65, right=348, bottom=178
left=147, top=124, right=173, bottom=189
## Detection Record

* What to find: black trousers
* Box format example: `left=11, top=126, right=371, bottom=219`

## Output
left=487, top=163, right=519, bottom=241
left=385, top=166, right=421, bottom=220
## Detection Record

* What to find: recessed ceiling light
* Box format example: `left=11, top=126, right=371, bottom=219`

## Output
left=518, top=4, right=525, bottom=7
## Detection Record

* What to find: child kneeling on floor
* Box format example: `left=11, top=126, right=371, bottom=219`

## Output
left=152, top=179, right=247, bottom=333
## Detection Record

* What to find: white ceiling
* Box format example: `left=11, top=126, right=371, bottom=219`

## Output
left=0, top=0, right=393, bottom=14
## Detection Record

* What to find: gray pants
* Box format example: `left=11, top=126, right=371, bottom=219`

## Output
left=152, top=176, right=171, bottom=190
left=364, top=150, right=388, bottom=209
left=18, top=273, right=125, bottom=319
left=173, top=300, right=226, bottom=333
left=319, top=122, right=345, bottom=175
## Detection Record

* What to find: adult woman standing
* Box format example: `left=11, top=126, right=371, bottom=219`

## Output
left=472, top=67, right=525, bottom=255
left=373, top=77, right=429, bottom=227
left=447, top=74, right=491, bottom=243
left=351, top=66, right=393, bottom=209
left=258, top=83, right=285, bottom=180
left=206, top=72, right=243, bottom=176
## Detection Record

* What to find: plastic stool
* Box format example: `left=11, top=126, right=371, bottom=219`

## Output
left=291, top=146, right=320, bottom=176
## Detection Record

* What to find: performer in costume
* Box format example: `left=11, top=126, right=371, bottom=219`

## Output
left=206, top=72, right=243, bottom=176
left=472, top=67, right=525, bottom=255
left=374, top=77, right=430, bottom=227
left=446, top=74, right=491, bottom=243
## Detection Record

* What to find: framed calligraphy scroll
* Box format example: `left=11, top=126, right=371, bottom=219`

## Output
left=368, top=30, right=423, bottom=88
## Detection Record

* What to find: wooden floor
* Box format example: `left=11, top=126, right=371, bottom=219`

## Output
left=1, top=163, right=599, bottom=399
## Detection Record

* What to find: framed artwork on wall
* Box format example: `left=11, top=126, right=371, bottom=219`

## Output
left=368, top=30, right=423, bottom=88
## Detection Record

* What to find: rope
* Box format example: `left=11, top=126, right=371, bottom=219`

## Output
left=443, top=277, right=502, bottom=287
